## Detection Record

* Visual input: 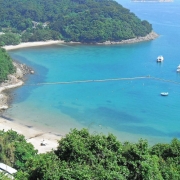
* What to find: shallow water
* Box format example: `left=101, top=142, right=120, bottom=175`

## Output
left=4, top=1, right=180, bottom=144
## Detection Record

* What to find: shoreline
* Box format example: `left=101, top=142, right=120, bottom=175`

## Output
left=0, top=116, right=60, bottom=153
left=0, top=81, right=23, bottom=110
left=3, top=40, right=66, bottom=50
left=0, top=62, right=60, bottom=153
left=97, top=31, right=159, bottom=45
left=0, top=62, right=32, bottom=110
left=3, top=31, right=159, bottom=50
left=0, top=50, right=61, bottom=153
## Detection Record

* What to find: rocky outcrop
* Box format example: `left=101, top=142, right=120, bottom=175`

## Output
left=13, top=62, right=34, bottom=78
left=0, top=62, right=33, bottom=111
left=98, top=31, right=159, bottom=45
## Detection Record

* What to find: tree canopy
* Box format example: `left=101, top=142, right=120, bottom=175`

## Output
left=0, top=130, right=37, bottom=171
left=0, top=48, right=15, bottom=82
left=0, top=0, right=153, bottom=44
left=1, top=129, right=178, bottom=180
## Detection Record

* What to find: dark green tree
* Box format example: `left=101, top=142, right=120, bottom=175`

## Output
left=0, top=33, right=20, bottom=45
left=0, top=48, right=15, bottom=82
left=0, top=130, right=37, bottom=171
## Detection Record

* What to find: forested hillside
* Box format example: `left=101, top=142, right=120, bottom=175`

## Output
left=0, top=129, right=180, bottom=180
left=0, top=48, right=15, bottom=82
left=0, top=0, right=152, bottom=44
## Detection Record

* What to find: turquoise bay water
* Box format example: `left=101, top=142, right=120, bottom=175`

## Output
left=4, top=1, right=180, bottom=144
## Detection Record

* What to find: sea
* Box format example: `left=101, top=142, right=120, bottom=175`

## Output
left=4, top=0, right=180, bottom=144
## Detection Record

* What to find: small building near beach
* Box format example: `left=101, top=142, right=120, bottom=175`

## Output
left=0, top=163, right=17, bottom=179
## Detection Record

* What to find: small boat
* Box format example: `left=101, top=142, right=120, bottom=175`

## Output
left=177, top=69, right=180, bottom=72
left=157, top=55, right=164, bottom=62
left=161, top=92, right=168, bottom=96
left=177, top=64, right=180, bottom=69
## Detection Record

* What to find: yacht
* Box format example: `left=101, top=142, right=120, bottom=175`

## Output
left=161, top=92, right=168, bottom=96
left=157, top=55, right=164, bottom=62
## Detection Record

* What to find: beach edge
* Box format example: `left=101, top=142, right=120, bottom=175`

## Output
left=3, top=31, right=159, bottom=50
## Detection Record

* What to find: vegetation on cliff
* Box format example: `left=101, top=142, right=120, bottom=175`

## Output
left=0, top=130, right=37, bottom=170
left=0, top=0, right=153, bottom=44
left=0, top=48, right=15, bottom=82
left=0, top=129, right=180, bottom=179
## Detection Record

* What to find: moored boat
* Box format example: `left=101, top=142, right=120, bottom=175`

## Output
left=161, top=92, right=168, bottom=96
left=177, top=65, right=180, bottom=72
left=157, top=55, right=164, bottom=62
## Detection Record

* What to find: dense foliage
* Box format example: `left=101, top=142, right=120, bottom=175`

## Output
left=0, top=48, right=15, bottom=82
left=0, top=33, right=20, bottom=46
left=0, top=0, right=152, bottom=44
left=0, top=130, right=37, bottom=170
left=1, top=129, right=180, bottom=179
left=0, top=172, right=11, bottom=180
left=0, top=129, right=176, bottom=180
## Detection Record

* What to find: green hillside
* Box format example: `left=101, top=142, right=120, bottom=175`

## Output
left=0, top=48, right=15, bottom=82
left=0, top=0, right=152, bottom=44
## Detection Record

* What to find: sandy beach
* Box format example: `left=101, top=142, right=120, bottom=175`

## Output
left=0, top=117, right=60, bottom=153
left=3, top=40, right=65, bottom=50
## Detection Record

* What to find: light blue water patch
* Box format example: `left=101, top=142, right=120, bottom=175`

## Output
left=4, top=1, right=180, bottom=143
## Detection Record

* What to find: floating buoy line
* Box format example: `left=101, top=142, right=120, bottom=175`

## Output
left=24, top=75, right=180, bottom=86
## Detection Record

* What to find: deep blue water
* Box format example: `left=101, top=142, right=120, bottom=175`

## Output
left=4, top=1, right=180, bottom=144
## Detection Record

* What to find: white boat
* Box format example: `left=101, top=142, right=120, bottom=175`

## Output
left=157, top=55, right=164, bottom=62
left=177, top=69, right=180, bottom=72
left=161, top=92, right=168, bottom=96
left=177, top=64, right=180, bottom=69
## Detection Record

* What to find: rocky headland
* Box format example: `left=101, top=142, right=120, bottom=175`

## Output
left=0, top=62, right=33, bottom=111
left=98, top=31, right=159, bottom=45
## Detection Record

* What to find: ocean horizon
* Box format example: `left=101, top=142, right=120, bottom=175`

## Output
left=4, top=0, right=180, bottom=144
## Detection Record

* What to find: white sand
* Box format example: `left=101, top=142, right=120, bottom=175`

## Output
left=3, top=40, right=65, bottom=50
left=0, top=117, right=61, bottom=153
left=0, top=80, right=23, bottom=93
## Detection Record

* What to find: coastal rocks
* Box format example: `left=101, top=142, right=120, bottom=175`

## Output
left=98, top=31, right=159, bottom=45
left=0, top=105, right=8, bottom=110
left=15, top=67, right=23, bottom=79
left=0, top=94, right=8, bottom=111
left=30, top=70, right=34, bottom=74
left=13, top=62, right=34, bottom=77
left=0, top=61, right=34, bottom=111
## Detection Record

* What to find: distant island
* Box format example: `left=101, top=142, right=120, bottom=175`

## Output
left=0, top=0, right=154, bottom=45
